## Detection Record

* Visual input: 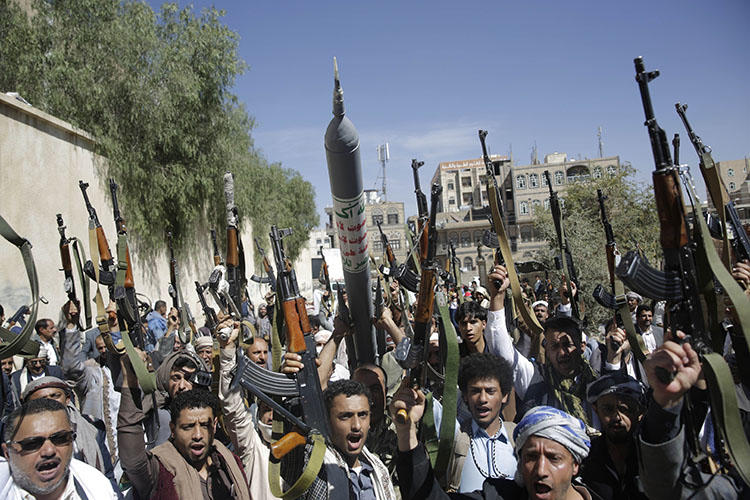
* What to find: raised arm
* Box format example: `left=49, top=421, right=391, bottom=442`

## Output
left=485, top=266, right=536, bottom=399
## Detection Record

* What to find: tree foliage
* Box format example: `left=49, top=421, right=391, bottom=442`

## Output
left=0, top=0, right=318, bottom=260
left=532, top=165, right=661, bottom=330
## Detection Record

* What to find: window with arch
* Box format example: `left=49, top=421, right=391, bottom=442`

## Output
left=544, top=199, right=550, bottom=210
left=593, top=167, right=602, bottom=179
left=542, top=173, right=549, bottom=187
left=473, top=231, right=483, bottom=244
left=532, top=199, right=541, bottom=212
left=461, top=231, right=471, bottom=247
left=387, top=212, right=399, bottom=225
left=516, top=175, right=527, bottom=189
left=449, top=233, right=459, bottom=246
left=729, top=182, right=736, bottom=190
left=554, top=171, right=564, bottom=185
left=520, top=201, right=529, bottom=215
left=529, top=174, right=539, bottom=188
left=371, top=211, right=383, bottom=225
left=390, top=235, right=401, bottom=250
left=463, top=256, right=474, bottom=271
left=728, top=168, right=735, bottom=177
left=607, top=165, right=617, bottom=176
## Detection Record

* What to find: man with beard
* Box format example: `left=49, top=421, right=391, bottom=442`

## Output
left=118, top=388, right=250, bottom=499
left=1, top=397, right=117, bottom=499
left=580, top=372, right=648, bottom=499
left=485, top=266, right=599, bottom=426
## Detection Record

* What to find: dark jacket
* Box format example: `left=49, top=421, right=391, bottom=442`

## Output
left=580, top=436, right=647, bottom=500
left=10, top=364, right=64, bottom=400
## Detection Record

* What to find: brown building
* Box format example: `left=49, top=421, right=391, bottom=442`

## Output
left=709, top=158, right=750, bottom=225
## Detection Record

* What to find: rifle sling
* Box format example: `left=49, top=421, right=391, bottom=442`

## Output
left=487, top=184, right=544, bottom=338
left=70, top=237, right=92, bottom=329
left=687, top=181, right=750, bottom=479
left=268, top=429, right=326, bottom=499
left=0, top=215, right=40, bottom=359
left=433, top=292, right=459, bottom=479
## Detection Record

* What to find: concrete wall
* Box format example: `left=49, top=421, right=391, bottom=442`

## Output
left=0, top=93, right=316, bottom=325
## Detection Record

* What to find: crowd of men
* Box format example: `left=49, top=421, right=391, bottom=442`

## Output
left=1, top=253, right=749, bottom=500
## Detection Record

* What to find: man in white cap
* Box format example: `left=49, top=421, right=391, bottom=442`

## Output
left=393, top=392, right=594, bottom=499
left=625, top=292, right=642, bottom=324
left=9, top=345, right=63, bottom=403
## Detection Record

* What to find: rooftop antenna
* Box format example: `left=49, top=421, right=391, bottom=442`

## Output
left=531, top=142, right=538, bottom=165
left=597, top=126, right=604, bottom=158
left=376, top=142, right=390, bottom=201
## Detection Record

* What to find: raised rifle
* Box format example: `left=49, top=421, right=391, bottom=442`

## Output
left=676, top=102, right=750, bottom=264
left=195, top=281, right=219, bottom=332
left=394, top=183, right=442, bottom=424
left=167, top=231, right=196, bottom=342
left=167, top=232, right=179, bottom=311
left=376, top=220, right=420, bottom=293
left=544, top=170, right=581, bottom=320
left=210, top=228, right=222, bottom=266
left=224, top=173, right=243, bottom=312
left=412, top=159, right=430, bottom=261
left=251, top=238, right=276, bottom=291
left=57, top=214, right=77, bottom=304
left=79, top=181, right=115, bottom=287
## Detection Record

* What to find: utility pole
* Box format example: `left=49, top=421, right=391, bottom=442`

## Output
left=376, top=143, right=389, bottom=201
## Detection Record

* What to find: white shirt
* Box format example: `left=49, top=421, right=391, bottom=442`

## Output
left=40, top=339, right=58, bottom=366
left=0, top=457, right=117, bottom=500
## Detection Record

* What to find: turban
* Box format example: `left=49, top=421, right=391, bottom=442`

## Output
left=193, top=335, right=214, bottom=350
left=586, top=372, right=645, bottom=406
left=625, top=291, right=642, bottom=302
left=531, top=300, right=548, bottom=310
left=21, top=376, right=70, bottom=402
left=513, top=406, right=590, bottom=464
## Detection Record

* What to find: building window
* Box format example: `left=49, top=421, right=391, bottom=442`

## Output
left=542, top=173, right=549, bottom=187
left=532, top=199, right=541, bottom=212
left=390, top=236, right=401, bottom=250
left=728, top=168, right=735, bottom=177
left=529, top=174, right=538, bottom=188
left=447, top=182, right=455, bottom=190
left=729, top=182, right=736, bottom=190
left=463, top=257, right=474, bottom=271
left=544, top=199, right=550, bottom=210
left=372, top=213, right=384, bottom=225
left=516, top=175, right=527, bottom=189
left=554, top=171, right=564, bottom=185
left=387, top=213, right=399, bottom=225
left=593, top=167, right=602, bottom=179
left=607, top=165, right=617, bottom=176
left=461, top=231, right=471, bottom=247
left=461, top=177, right=472, bottom=188
left=520, top=201, right=529, bottom=215
left=448, top=198, right=456, bottom=205
left=373, top=240, right=382, bottom=252
left=316, top=238, right=322, bottom=245
left=521, top=226, right=533, bottom=242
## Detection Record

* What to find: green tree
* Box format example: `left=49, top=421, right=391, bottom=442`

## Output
left=0, top=0, right=317, bottom=261
left=532, top=165, right=660, bottom=331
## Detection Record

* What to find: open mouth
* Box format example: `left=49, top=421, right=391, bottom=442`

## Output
left=475, top=407, right=491, bottom=419
left=532, top=482, right=552, bottom=498
left=190, top=443, right=206, bottom=457
left=36, top=459, right=61, bottom=481
left=346, top=434, right=363, bottom=451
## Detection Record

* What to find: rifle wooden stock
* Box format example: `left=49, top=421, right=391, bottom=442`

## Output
left=283, top=298, right=311, bottom=353
left=60, top=241, right=72, bottom=274
left=418, top=223, right=429, bottom=261
left=96, top=227, right=113, bottom=262
left=653, top=170, right=689, bottom=250
left=124, top=247, right=134, bottom=289
left=226, top=228, right=239, bottom=267
left=271, top=431, right=306, bottom=460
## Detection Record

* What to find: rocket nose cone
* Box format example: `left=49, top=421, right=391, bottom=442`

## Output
left=332, top=56, right=345, bottom=117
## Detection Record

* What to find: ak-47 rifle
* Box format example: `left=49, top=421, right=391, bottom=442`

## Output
left=79, top=181, right=115, bottom=287
left=544, top=170, right=581, bottom=320
left=195, top=281, right=219, bottom=332
left=412, top=159, right=429, bottom=260
left=676, top=102, right=750, bottom=264
left=167, top=232, right=196, bottom=342
left=167, top=232, right=179, bottom=311
left=592, top=190, right=620, bottom=311
left=394, top=183, right=442, bottom=424
left=57, top=214, right=77, bottom=305
left=252, top=238, right=276, bottom=291
left=376, top=220, right=420, bottom=293
left=109, top=179, right=146, bottom=347
left=223, top=173, right=243, bottom=312
left=621, top=58, right=750, bottom=478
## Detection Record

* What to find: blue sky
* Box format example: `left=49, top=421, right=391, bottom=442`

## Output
left=149, top=0, right=749, bottom=222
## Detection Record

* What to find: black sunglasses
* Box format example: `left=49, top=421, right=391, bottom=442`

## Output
left=7, top=430, right=75, bottom=453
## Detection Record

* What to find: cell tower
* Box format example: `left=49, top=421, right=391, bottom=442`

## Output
left=597, top=126, right=604, bottom=158
left=376, top=142, right=389, bottom=200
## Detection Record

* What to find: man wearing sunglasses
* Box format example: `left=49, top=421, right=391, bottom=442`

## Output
left=0, top=397, right=118, bottom=499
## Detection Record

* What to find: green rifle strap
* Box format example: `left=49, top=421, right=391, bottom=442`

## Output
left=0, top=215, right=40, bottom=359
left=268, top=427, right=326, bottom=500
left=614, top=278, right=648, bottom=363
left=434, top=292, right=459, bottom=479
left=70, top=237, right=92, bottom=329
left=423, top=392, right=438, bottom=459
left=121, top=327, right=157, bottom=394
left=702, top=353, right=750, bottom=484
left=271, top=297, right=282, bottom=372
left=114, top=233, right=137, bottom=326
left=487, top=185, right=544, bottom=338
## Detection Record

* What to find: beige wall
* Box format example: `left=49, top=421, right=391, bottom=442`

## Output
left=0, top=93, right=301, bottom=325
